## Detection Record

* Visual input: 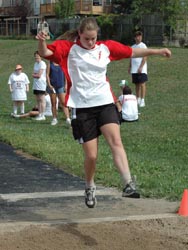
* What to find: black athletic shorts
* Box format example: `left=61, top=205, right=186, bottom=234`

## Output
left=33, top=90, right=46, bottom=95
left=132, top=73, right=148, bottom=84
left=71, top=103, right=120, bottom=143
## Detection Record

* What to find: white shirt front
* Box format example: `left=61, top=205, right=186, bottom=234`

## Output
left=119, top=94, right=138, bottom=121
left=67, top=44, right=114, bottom=108
left=8, top=72, right=30, bottom=101
left=33, top=60, right=47, bottom=91
left=131, top=42, right=147, bottom=74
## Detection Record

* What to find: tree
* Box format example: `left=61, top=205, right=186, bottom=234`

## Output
left=112, top=0, right=132, bottom=14
left=8, top=0, right=32, bottom=22
left=54, top=0, right=75, bottom=19
left=112, top=0, right=182, bottom=31
left=130, top=0, right=181, bottom=30
left=97, top=14, right=118, bottom=39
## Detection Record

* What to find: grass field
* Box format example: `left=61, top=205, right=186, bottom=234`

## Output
left=0, top=40, right=187, bottom=201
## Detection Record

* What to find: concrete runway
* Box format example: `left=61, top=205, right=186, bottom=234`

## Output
left=0, top=142, right=179, bottom=225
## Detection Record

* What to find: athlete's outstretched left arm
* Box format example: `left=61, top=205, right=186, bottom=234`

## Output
left=132, top=47, right=171, bottom=58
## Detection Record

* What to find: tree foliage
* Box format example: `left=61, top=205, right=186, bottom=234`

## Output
left=132, top=0, right=181, bottom=29
left=54, top=0, right=75, bottom=19
left=96, top=14, right=117, bottom=39
left=113, top=0, right=182, bottom=29
left=112, top=0, right=132, bottom=14
left=7, top=0, right=32, bottom=22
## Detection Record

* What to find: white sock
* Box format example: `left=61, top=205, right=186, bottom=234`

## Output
left=13, top=105, right=17, bottom=114
left=121, top=172, right=132, bottom=186
left=20, top=103, right=25, bottom=114
left=85, top=181, right=95, bottom=189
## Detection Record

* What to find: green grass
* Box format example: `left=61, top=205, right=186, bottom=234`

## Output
left=0, top=40, right=187, bottom=201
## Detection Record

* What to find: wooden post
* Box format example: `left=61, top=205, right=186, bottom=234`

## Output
left=18, top=18, right=20, bottom=35
left=5, top=20, right=8, bottom=36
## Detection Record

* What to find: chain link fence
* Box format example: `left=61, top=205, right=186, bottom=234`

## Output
left=0, top=16, right=184, bottom=47
left=0, top=21, right=27, bottom=37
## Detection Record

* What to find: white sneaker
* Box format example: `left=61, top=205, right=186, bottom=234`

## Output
left=66, top=118, right=71, bottom=125
left=34, top=115, right=46, bottom=121
left=139, top=99, right=145, bottom=107
left=13, top=114, right=20, bottom=118
left=51, top=118, right=58, bottom=126
left=85, top=186, right=97, bottom=208
left=137, top=97, right=141, bottom=106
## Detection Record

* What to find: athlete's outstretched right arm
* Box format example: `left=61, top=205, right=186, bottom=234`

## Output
left=36, top=32, right=53, bottom=57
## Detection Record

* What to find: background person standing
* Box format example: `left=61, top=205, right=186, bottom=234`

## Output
left=46, top=61, right=71, bottom=126
left=8, top=64, right=29, bottom=116
left=37, top=17, right=50, bottom=40
left=129, top=31, right=148, bottom=107
left=32, top=51, right=47, bottom=121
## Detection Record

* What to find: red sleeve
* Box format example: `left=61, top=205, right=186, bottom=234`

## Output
left=100, top=40, right=133, bottom=61
left=44, top=40, right=73, bottom=85
left=45, top=40, right=73, bottom=64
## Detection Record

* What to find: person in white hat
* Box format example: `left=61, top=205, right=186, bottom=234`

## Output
left=8, top=64, right=30, bottom=116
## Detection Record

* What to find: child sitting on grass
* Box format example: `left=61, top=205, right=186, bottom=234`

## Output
left=117, top=83, right=139, bottom=122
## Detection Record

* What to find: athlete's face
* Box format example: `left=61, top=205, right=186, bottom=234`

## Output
left=79, top=30, right=97, bottom=49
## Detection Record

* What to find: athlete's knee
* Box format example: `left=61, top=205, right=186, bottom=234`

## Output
left=85, top=153, right=97, bottom=163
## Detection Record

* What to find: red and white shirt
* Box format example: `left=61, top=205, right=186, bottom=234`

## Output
left=46, top=40, right=132, bottom=108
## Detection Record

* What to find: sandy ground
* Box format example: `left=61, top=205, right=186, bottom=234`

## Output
left=0, top=216, right=188, bottom=250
